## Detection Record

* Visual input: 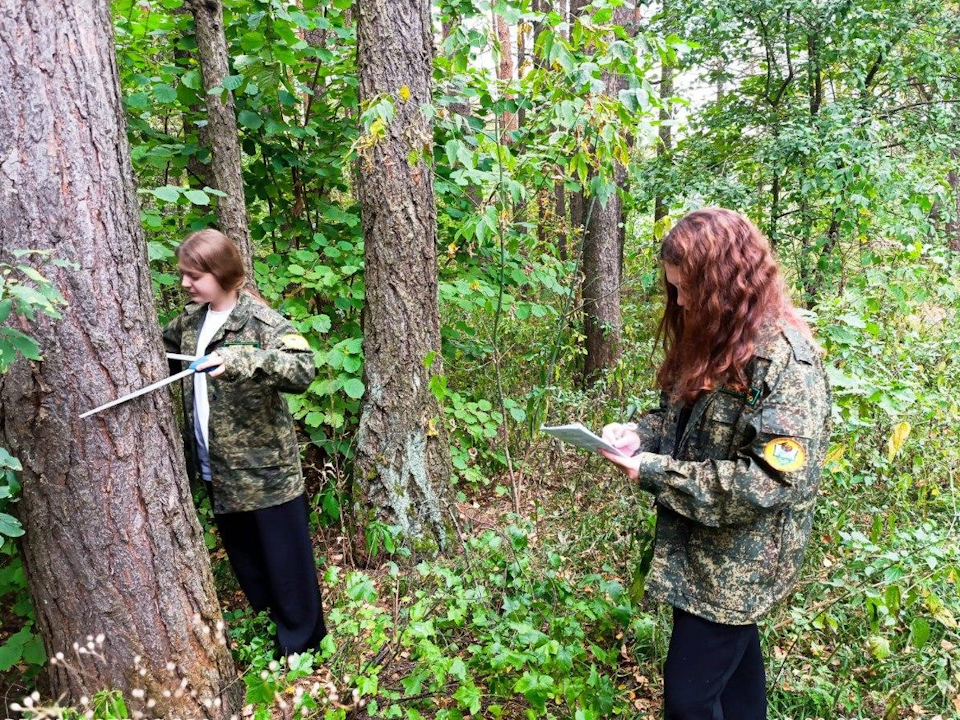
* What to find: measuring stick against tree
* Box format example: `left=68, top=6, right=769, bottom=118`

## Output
left=79, top=355, right=211, bottom=419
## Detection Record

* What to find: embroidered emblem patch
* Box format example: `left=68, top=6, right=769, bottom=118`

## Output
left=279, top=334, right=311, bottom=352
left=763, top=437, right=807, bottom=472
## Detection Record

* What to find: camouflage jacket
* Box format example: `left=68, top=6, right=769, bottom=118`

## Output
left=162, top=292, right=316, bottom=515
left=632, top=323, right=831, bottom=624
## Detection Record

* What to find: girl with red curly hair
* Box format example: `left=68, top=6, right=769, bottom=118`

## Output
left=600, top=208, right=831, bottom=719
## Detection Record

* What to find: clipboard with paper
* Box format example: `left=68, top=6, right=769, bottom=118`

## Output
left=540, top=423, right=628, bottom=457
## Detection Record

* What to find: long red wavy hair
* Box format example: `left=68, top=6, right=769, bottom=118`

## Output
left=656, top=208, right=811, bottom=404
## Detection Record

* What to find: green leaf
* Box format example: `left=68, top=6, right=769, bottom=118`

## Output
left=286, top=651, right=314, bottom=680
left=152, top=83, right=178, bottom=103
left=240, top=32, right=265, bottom=52
left=449, top=657, right=467, bottom=681
left=0, top=299, right=12, bottom=324
left=343, top=378, right=365, bottom=399
left=181, top=69, right=202, bottom=90
left=0, top=447, right=22, bottom=471
left=593, top=7, right=613, bottom=22
left=150, top=185, right=181, bottom=203
left=453, top=682, right=481, bottom=714
left=221, top=74, right=244, bottom=91
left=0, top=638, right=23, bottom=672
left=237, top=110, right=263, bottom=130
left=125, top=92, right=150, bottom=110
left=183, top=189, right=210, bottom=206
left=909, top=618, right=930, bottom=649
left=6, top=329, right=41, bottom=361
left=244, top=673, right=276, bottom=705
left=310, top=315, right=331, bottom=333
left=21, top=632, right=45, bottom=666
left=0, top=513, right=24, bottom=538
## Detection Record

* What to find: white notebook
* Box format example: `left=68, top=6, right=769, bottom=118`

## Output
left=540, top=423, right=627, bottom=457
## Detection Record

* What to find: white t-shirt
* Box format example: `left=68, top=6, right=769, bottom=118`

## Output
left=194, top=304, right=235, bottom=481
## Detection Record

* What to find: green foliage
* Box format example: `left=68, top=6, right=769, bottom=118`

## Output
left=0, top=251, right=68, bottom=677
left=0, top=250, right=70, bottom=373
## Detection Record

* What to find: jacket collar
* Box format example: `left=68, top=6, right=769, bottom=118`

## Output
left=183, top=292, right=256, bottom=350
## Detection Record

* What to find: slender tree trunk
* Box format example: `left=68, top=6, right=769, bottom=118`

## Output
left=494, top=12, right=518, bottom=138
left=567, top=0, right=590, bottom=260
left=185, top=0, right=254, bottom=278
left=555, top=178, right=568, bottom=261
left=355, top=0, right=452, bottom=544
left=654, top=0, right=674, bottom=239
left=0, top=1, right=239, bottom=714
left=582, top=5, right=635, bottom=387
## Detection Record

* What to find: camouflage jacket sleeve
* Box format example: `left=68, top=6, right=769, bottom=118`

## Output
left=636, top=357, right=826, bottom=527
left=217, top=318, right=316, bottom=394
left=632, top=394, right=667, bottom=455
left=161, top=311, right=186, bottom=353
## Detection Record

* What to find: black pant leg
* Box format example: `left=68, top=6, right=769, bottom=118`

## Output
left=214, top=508, right=273, bottom=613
left=720, top=623, right=767, bottom=719
left=254, top=495, right=327, bottom=655
left=663, top=607, right=766, bottom=720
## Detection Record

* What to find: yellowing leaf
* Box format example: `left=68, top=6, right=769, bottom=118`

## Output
left=867, top=635, right=891, bottom=660
left=887, top=421, right=911, bottom=462
left=398, top=85, right=411, bottom=102
left=825, top=444, right=845, bottom=466
left=933, top=605, right=957, bottom=629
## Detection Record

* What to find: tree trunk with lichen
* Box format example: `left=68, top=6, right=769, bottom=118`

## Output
left=0, top=0, right=239, bottom=715
left=354, top=0, right=452, bottom=545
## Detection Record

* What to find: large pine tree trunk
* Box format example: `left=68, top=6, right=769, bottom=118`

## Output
left=582, top=5, right=635, bottom=386
left=0, top=1, right=239, bottom=714
left=185, top=0, right=254, bottom=277
left=355, top=0, right=452, bottom=544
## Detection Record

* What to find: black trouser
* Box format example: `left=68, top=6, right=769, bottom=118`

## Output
left=215, top=494, right=327, bottom=656
left=663, top=607, right=766, bottom=720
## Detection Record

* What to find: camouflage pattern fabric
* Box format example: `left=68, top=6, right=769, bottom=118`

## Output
left=163, top=292, right=316, bottom=514
left=631, top=322, right=832, bottom=624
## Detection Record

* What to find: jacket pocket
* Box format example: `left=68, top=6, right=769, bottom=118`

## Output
left=687, top=394, right=744, bottom=461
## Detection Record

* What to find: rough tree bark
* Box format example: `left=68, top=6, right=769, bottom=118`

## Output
left=185, top=0, right=254, bottom=277
left=582, top=4, right=636, bottom=387
left=0, top=0, right=239, bottom=715
left=355, top=0, right=452, bottom=544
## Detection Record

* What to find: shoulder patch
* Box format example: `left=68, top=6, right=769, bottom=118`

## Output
left=279, top=333, right=311, bottom=352
left=763, top=437, right=807, bottom=472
